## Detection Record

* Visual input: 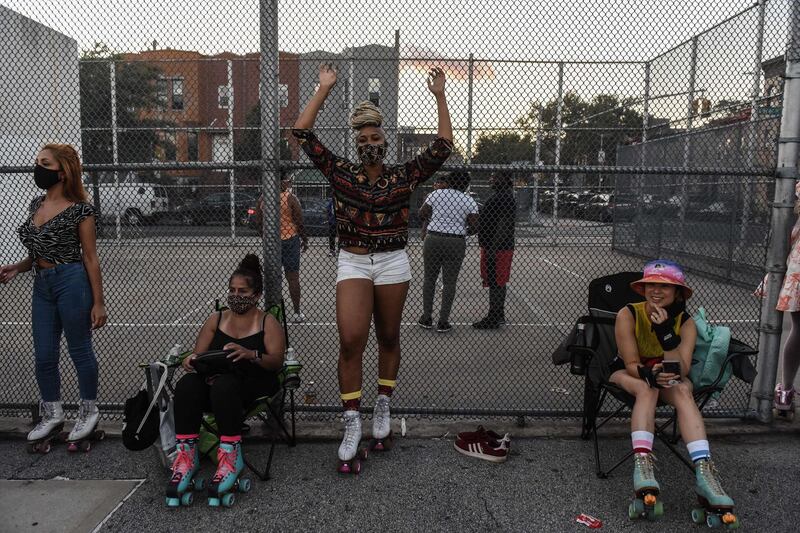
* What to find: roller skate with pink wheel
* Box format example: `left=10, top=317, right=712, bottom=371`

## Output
left=359, top=395, right=393, bottom=460
left=26, top=401, right=64, bottom=454
left=62, top=400, right=104, bottom=452
left=773, top=384, right=795, bottom=422
left=337, top=410, right=362, bottom=474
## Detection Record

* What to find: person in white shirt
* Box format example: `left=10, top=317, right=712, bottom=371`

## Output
left=417, top=171, right=478, bottom=332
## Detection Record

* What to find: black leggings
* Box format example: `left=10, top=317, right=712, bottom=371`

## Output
left=174, top=371, right=279, bottom=437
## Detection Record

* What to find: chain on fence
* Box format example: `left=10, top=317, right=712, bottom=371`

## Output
left=0, top=0, right=797, bottom=421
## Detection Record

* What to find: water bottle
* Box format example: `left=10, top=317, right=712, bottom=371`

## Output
left=569, top=323, right=587, bottom=375
left=166, top=343, right=182, bottom=366
left=283, top=347, right=301, bottom=389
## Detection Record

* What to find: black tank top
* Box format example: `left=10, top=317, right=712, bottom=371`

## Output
left=210, top=311, right=273, bottom=377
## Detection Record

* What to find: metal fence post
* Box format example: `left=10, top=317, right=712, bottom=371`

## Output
left=110, top=59, right=121, bottom=241
left=750, top=1, right=800, bottom=422
left=553, top=62, right=564, bottom=232
left=636, top=62, right=651, bottom=247
left=228, top=59, right=236, bottom=240
left=529, top=105, right=543, bottom=225
left=259, top=0, right=282, bottom=306
left=466, top=53, right=474, bottom=163
left=679, top=37, right=699, bottom=253
left=736, top=0, right=767, bottom=262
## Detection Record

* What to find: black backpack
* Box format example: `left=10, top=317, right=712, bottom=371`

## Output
left=122, top=389, right=159, bottom=451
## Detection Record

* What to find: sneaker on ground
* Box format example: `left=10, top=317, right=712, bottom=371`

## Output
left=457, top=426, right=511, bottom=447
left=454, top=438, right=508, bottom=463
left=291, top=312, right=306, bottom=323
left=417, top=317, right=433, bottom=329
left=436, top=322, right=453, bottom=333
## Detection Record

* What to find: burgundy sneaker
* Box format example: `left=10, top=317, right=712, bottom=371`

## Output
left=457, top=426, right=511, bottom=447
left=454, top=438, right=508, bottom=463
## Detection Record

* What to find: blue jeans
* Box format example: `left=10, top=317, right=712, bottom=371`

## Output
left=32, top=262, right=98, bottom=401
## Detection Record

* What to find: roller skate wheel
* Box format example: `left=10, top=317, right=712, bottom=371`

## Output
left=207, top=497, right=220, bottom=507
left=40, top=442, right=51, bottom=454
left=353, top=460, right=362, bottom=474
left=358, top=448, right=368, bottom=460
left=238, top=478, right=251, bottom=493
left=692, top=508, right=706, bottom=524
left=193, top=477, right=205, bottom=491
left=653, top=500, right=664, bottom=517
left=628, top=502, right=639, bottom=520
left=165, top=497, right=180, bottom=507
left=95, top=430, right=106, bottom=441
left=180, top=492, right=194, bottom=506
left=26, top=442, right=37, bottom=454
left=80, top=441, right=92, bottom=452
left=707, top=513, right=722, bottom=528
left=221, top=493, right=235, bottom=507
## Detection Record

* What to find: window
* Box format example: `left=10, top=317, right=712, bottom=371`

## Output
left=187, top=131, right=198, bottom=161
left=156, top=79, right=168, bottom=109
left=368, top=78, right=380, bottom=106
left=218, top=85, right=230, bottom=109
left=171, top=78, right=184, bottom=110
left=279, top=83, right=288, bottom=108
left=163, top=131, right=177, bottom=161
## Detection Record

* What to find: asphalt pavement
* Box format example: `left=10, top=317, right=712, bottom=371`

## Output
left=0, top=418, right=798, bottom=533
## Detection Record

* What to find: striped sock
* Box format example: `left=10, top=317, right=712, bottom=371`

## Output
left=631, top=430, right=654, bottom=454
left=377, top=378, right=397, bottom=397
left=686, top=439, right=710, bottom=463
left=220, top=435, right=242, bottom=444
left=341, top=389, right=362, bottom=411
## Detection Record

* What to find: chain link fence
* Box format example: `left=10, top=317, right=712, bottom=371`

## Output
left=1, top=0, right=797, bottom=420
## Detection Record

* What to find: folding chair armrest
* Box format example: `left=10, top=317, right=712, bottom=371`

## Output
left=566, top=344, right=596, bottom=376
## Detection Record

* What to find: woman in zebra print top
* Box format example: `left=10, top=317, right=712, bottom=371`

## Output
left=1, top=144, right=106, bottom=446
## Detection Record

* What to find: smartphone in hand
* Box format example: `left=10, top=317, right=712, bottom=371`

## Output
left=662, top=360, right=682, bottom=385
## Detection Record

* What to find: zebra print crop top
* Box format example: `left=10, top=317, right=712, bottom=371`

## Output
left=18, top=196, right=96, bottom=264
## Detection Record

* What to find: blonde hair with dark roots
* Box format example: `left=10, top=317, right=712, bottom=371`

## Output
left=41, top=143, right=88, bottom=203
left=349, top=101, right=384, bottom=131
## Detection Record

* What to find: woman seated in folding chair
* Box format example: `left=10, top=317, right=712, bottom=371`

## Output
left=611, top=260, right=736, bottom=524
left=166, top=254, right=285, bottom=507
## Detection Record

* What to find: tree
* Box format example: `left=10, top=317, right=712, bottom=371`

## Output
left=517, top=92, right=644, bottom=169
left=80, top=42, right=174, bottom=176
left=471, top=132, right=535, bottom=165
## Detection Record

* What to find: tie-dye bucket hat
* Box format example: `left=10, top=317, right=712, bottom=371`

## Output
left=630, top=259, right=693, bottom=299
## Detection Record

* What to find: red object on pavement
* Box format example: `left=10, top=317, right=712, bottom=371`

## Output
left=576, top=514, right=603, bottom=529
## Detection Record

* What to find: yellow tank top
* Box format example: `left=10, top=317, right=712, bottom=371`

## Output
left=280, top=191, right=297, bottom=240
left=628, top=301, right=685, bottom=359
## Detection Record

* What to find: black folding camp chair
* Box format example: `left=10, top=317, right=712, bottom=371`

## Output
left=559, top=272, right=757, bottom=478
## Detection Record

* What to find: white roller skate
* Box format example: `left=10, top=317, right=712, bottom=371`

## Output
left=337, top=410, right=362, bottom=474
left=27, top=401, right=64, bottom=454
left=65, top=399, right=104, bottom=452
left=360, top=395, right=394, bottom=459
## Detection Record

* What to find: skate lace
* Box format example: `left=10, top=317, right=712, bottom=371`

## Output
left=72, top=403, right=89, bottom=433
left=343, top=416, right=360, bottom=448
left=171, top=446, right=194, bottom=481
left=635, top=452, right=656, bottom=479
left=699, top=460, right=725, bottom=496
left=213, top=446, right=237, bottom=482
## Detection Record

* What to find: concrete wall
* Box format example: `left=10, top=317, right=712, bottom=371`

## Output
left=0, top=5, right=81, bottom=264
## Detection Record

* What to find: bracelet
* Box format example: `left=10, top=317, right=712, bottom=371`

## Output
left=251, top=350, right=262, bottom=363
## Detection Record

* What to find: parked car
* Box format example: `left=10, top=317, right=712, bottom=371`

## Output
left=243, top=195, right=331, bottom=236
left=176, top=191, right=257, bottom=226
left=574, top=190, right=599, bottom=218
left=84, top=181, right=169, bottom=225
left=582, top=194, right=614, bottom=222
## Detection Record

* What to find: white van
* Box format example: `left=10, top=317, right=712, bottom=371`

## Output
left=85, top=180, right=169, bottom=225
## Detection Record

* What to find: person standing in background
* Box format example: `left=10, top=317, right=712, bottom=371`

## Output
left=473, top=171, right=515, bottom=329
left=278, top=174, right=308, bottom=323
left=418, top=171, right=478, bottom=332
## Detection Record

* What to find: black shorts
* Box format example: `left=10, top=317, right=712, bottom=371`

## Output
left=609, top=356, right=626, bottom=374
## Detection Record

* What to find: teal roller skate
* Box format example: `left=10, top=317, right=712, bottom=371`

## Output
left=165, top=440, right=204, bottom=507
left=207, top=441, right=250, bottom=508
left=691, top=458, right=739, bottom=529
left=628, top=452, right=664, bottom=521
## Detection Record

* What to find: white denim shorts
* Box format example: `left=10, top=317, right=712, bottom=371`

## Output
left=336, top=249, right=412, bottom=285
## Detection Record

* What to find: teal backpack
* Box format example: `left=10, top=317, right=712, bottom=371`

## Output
left=689, top=307, right=732, bottom=400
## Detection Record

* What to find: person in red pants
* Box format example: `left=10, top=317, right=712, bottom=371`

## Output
left=473, top=171, right=515, bottom=329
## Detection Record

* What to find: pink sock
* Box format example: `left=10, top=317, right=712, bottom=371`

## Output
left=176, top=433, right=199, bottom=441
left=220, top=435, right=242, bottom=444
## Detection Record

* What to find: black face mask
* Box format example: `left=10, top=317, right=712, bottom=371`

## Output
left=357, top=143, right=387, bottom=166
left=227, top=293, right=259, bottom=314
left=34, top=165, right=61, bottom=190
